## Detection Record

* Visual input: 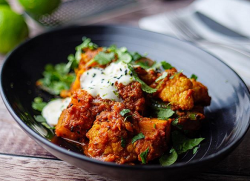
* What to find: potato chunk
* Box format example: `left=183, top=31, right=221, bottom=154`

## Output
left=158, top=71, right=194, bottom=110
left=85, top=106, right=138, bottom=164
left=133, top=117, right=172, bottom=163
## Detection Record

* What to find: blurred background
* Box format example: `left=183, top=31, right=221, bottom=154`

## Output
left=0, top=0, right=249, bottom=86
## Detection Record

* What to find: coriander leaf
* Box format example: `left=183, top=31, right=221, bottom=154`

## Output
left=120, top=109, right=131, bottom=117
left=171, top=118, right=183, bottom=130
left=38, top=62, right=76, bottom=95
left=119, top=52, right=132, bottom=63
left=94, top=52, right=115, bottom=65
left=172, top=131, right=204, bottom=155
left=128, top=64, right=157, bottom=93
left=159, top=148, right=178, bottom=166
left=151, top=62, right=162, bottom=70
left=169, top=70, right=183, bottom=79
left=75, top=37, right=98, bottom=51
left=190, top=74, right=198, bottom=80
left=34, top=115, right=46, bottom=123
left=32, top=97, right=47, bottom=111
left=155, top=72, right=168, bottom=82
left=42, top=122, right=55, bottom=130
left=131, top=52, right=142, bottom=61
left=140, top=147, right=149, bottom=164
left=155, top=107, right=175, bottom=120
left=189, top=113, right=196, bottom=120
left=193, top=146, right=199, bottom=154
left=131, top=133, right=145, bottom=144
left=153, top=124, right=156, bottom=129
left=121, top=136, right=126, bottom=148
left=34, top=115, right=55, bottom=130
left=161, top=61, right=173, bottom=70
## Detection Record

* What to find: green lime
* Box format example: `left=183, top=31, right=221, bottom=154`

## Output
left=0, top=6, right=29, bottom=54
left=18, top=0, right=61, bottom=17
left=0, top=0, right=9, bottom=6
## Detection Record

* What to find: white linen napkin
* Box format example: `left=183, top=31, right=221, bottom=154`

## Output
left=139, top=0, right=250, bottom=86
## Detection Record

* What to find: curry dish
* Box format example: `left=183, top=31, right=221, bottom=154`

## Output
left=36, top=38, right=211, bottom=165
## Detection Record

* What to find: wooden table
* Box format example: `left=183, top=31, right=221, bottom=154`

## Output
left=1, top=0, right=250, bottom=180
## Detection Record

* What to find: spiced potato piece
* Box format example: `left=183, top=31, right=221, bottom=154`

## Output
left=190, top=79, right=211, bottom=106
left=85, top=104, right=138, bottom=164
left=55, top=89, right=95, bottom=141
left=134, top=117, right=172, bottom=163
left=158, top=69, right=194, bottom=110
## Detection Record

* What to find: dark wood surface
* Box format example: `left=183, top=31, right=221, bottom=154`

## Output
left=1, top=0, right=250, bottom=180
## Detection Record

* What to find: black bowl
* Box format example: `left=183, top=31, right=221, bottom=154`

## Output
left=1, top=25, right=250, bottom=181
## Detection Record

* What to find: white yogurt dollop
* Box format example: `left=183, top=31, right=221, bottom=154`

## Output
left=80, top=62, right=134, bottom=101
left=42, top=97, right=71, bottom=126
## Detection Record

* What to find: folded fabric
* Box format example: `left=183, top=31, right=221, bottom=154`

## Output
left=139, top=0, right=250, bottom=85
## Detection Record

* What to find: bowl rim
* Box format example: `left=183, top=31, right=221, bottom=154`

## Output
left=1, top=24, right=250, bottom=170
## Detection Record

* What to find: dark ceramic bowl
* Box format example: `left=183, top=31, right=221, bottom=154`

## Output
left=1, top=25, right=250, bottom=181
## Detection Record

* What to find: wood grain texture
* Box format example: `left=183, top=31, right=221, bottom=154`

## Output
left=0, top=154, right=114, bottom=181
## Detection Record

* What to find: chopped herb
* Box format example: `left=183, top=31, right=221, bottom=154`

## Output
left=32, top=97, right=47, bottom=112
left=153, top=124, right=156, bottom=129
left=159, top=148, right=178, bottom=166
left=190, top=74, right=198, bottom=80
left=189, top=113, right=196, bottom=120
left=108, top=45, right=132, bottom=63
left=94, top=52, right=115, bottom=65
left=131, top=133, right=145, bottom=144
left=169, top=70, right=183, bottom=79
left=155, top=107, right=175, bottom=120
left=172, top=131, right=204, bottom=154
left=161, top=61, right=173, bottom=70
left=128, top=64, right=157, bottom=93
left=34, top=115, right=55, bottom=130
left=121, top=136, right=126, bottom=148
left=38, top=63, right=76, bottom=95
left=124, top=115, right=132, bottom=121
left=171, top=118, right=183, bottom=129
left=113, top=91, right=120, bottom=97
left=120, top=109, right=131, bottom=116
left=140, top=147, right=149, bottom=164
left=75, top=37, right=98, bottom=62
left=131, top=52, right=142, bottom=61
left=193, top=146, right=199, bottom=154
left=155, top=72, right=168, bottom=82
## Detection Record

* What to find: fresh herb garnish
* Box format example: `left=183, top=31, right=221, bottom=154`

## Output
left=75, top=37, right=98, bottom=62
left=172, top=131, right=204, bottom=154
left=159, top=148, right=178, bottom=166
left=32, top=97, right=47, bottom=112
left=155, top=107, right=175, bottom=120
left=161, top=61, right=173, bottom=70
left=140, top=147, right=149, bottom=164
left=121, top=136, right=126, bottom=148
left=34, top=115, right=55, bottom=130
left=193, top=146, right=199, bottom=154
left=153, top=124, right=156, bottom=129
left=108, top=45, right=132, bottom=63
left=128, top=64, right=157, bottom=93
left=171, top=118, right=183, bottom=130
left=120, top=109, right=131, bottom=116
left=155, top=72, right=168, bottom=82
left=131, top=52, right=142, bottom=61
left=131, top=133, right=145, bottom=144
left=94, top=52, right=115, bottom=65
left=169, top=70, right=183, bottom=80
left=189, top=113, right=196, bottom=120
left=190, top=74, right=198, bottom=80
left=38, top=63, right=76, bottom=95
